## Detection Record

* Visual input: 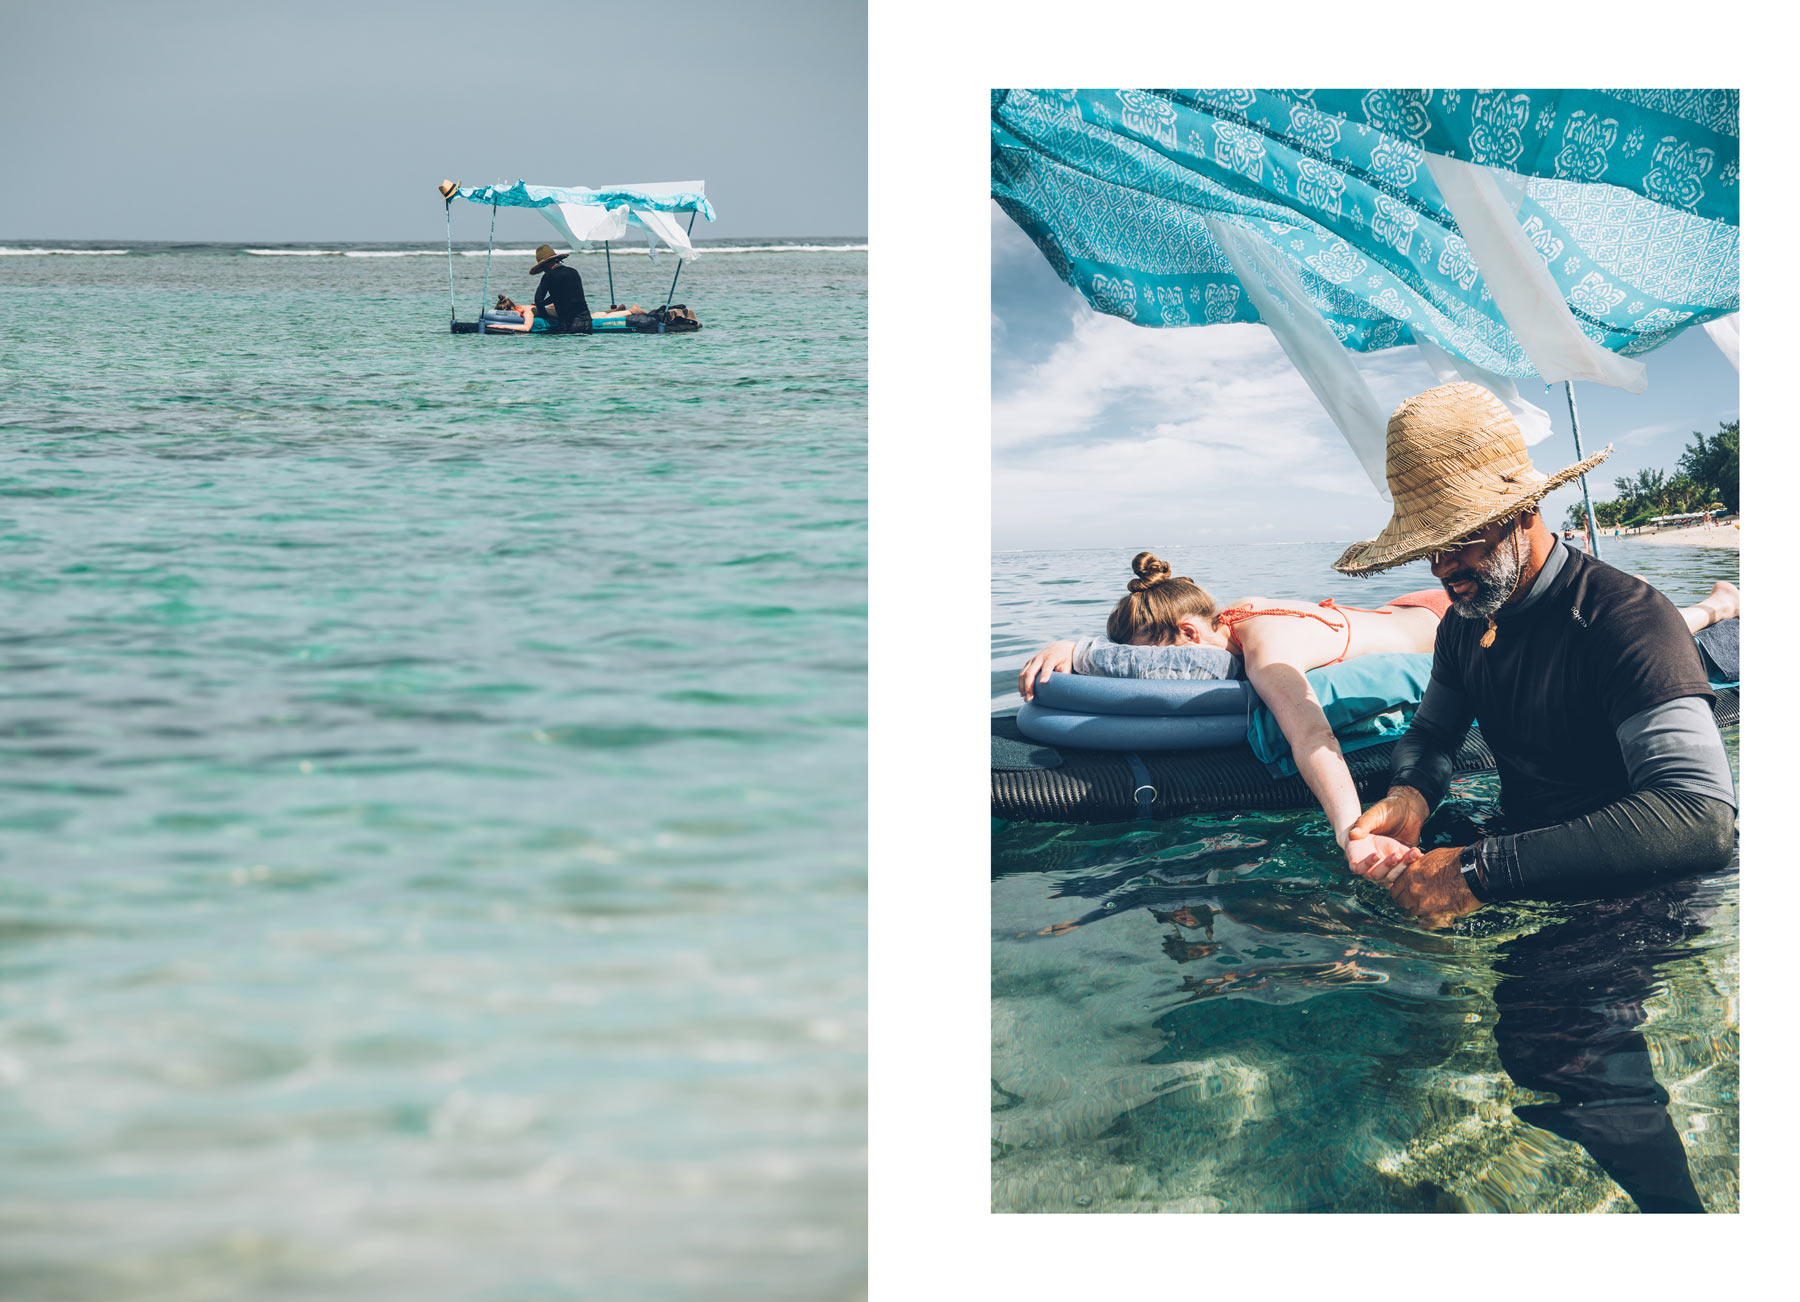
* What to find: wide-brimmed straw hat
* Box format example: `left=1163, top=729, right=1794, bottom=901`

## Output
left=529, top=244, right=569, bottom=275
left=1333, top=382, right=1611, bottom=575
left=438, top=179, right=460, bottom=202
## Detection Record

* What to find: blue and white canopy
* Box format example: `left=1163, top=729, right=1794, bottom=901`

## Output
left=458, top=179, right=715, bottom=258
left=993, top=90, right=1739, bottom=492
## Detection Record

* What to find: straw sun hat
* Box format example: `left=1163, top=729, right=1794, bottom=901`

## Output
left=1333, top=382, right=1612, bottom=575
left=529, top=244, right=570, bottom=275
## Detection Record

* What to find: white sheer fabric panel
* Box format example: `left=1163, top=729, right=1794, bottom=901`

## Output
left=1205, top=217, right=1391, bottom=501
left=545, top=203, right=631, bottom=246
left=632, top=208, right=698, bottom=259
left=1703, top=312, right=1740, bottom=372
left=541, top=204, right=696, bottom=261
left=1424, top=154, right=1648, bottom=394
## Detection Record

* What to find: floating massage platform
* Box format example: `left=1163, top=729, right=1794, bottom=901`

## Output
left=993, top=621, right=1740, bottom=825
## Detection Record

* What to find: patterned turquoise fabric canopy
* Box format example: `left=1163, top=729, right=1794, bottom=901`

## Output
left=992, top=90, right=1738, bottom=377
left=459, top=180, right=716, bottom=221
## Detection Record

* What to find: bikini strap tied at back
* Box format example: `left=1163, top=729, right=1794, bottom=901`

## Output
left=1217, top=598, right=1397, bottom=667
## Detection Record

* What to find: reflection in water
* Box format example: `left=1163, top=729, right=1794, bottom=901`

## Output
left=1416, top=800, right=1729, bottom=1213
left=991, top=793, right=1739, bottom=1213
left=1492, top=874, right=1723, bottom=1214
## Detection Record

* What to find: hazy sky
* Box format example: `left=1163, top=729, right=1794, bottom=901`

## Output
left=993, top=203, right=1741, bottom=552
left=4, top=0, right=866, bottom=242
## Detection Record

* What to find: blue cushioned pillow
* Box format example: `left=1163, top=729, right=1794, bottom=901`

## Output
left=1081, top=641, right=1242, bottom=680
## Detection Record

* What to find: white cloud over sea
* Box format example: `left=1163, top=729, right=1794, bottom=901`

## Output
left=992, top=303, right=1438, bottom=549
left=989, top=203, right=1739, bottom=552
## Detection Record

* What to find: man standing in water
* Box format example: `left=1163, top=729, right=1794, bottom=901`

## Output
left=1337, top=382, right=1736, bottom=923
left=1337, top=382, right=1737, bottom=1213
left=528, top=244, right=592, bottom=332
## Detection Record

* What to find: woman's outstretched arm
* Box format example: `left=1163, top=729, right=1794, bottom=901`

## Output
left=1238, top=635, right=1420, bottom=878
left=1016, top=641, right=1076, bottom=700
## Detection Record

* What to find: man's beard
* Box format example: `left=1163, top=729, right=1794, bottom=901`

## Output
left=1443, top=530, right=1522, bottom=621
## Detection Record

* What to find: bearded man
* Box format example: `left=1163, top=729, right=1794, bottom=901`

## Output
left=1337, top=382, right=1737, bottom=928
left=528, top=245, right=592, bottom=332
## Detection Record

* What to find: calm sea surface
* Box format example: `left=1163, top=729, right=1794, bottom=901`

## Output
left=993, top=540, right=1739, bottom=1213
left=0, top=242, right=865, bottom=1297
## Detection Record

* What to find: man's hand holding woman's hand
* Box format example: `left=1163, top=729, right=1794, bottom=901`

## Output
left=1385, top=846, right=1481, bottom=929
left=1343, top=787, right=1484, bottom=928
left=1342, top=786, right=1429, bottom=881
left=1342, top=830, right=1420, bottom=880
left=1017, top=641, right=1076, bottom=700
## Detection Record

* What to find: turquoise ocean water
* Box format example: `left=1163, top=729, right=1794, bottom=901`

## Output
left=993, top=541, right=1739, bottom=1213
left=0, top=242, right=865, bottom=1297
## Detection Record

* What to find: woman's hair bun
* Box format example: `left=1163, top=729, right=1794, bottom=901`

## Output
left=1127, top=551, right=1173, bottom=593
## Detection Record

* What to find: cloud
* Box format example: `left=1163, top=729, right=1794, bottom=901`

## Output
left=991, top=310, right=1428, bottom=509
left=987, top=232, right=1503, bottom=547
left=989, top=317, right=1462, bottom=547
left=995, top=313, right=1310, bottom=448
left=990, top=236, right=1738, bottom=549
left=994, top=415, right=1388, bottom=551
left=1612, top=423, right=1676, bottom=445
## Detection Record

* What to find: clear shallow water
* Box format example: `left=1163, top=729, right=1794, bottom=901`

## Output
left=993, top=541, right=1739, bottom=1213
left=0, top=244, right=865, bottom=1296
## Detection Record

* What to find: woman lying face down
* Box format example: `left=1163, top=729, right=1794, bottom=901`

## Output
left=1016, top=548, right=1737, bottom=880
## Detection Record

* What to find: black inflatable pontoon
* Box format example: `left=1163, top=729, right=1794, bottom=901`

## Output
left=996, top=617, right=1741, bottom=825
left=993, top=686, right=1739, bottom=826
left=450, top=304, right=701, bottom=335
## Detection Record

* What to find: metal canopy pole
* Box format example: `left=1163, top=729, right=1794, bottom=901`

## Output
left=605, top=241, right=615, bottom=307
left=1564, top=380, right=1602, bottom=561
left=664, top=211, right=698, bottom=308
left=443, top=197, right=457, bottom=328
left=479, top=200, right=497, bottom=322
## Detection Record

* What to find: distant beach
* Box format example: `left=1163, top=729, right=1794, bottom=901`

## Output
left=1591, top=525, right=1742, bottom=551
left=1605, top=524, right=1740, bottom=550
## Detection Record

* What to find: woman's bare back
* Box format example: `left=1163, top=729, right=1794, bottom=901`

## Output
left=1222, top=598, right=1439, bottom=671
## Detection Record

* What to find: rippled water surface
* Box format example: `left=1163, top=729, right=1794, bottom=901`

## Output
left=0, top=244, right=865, bottom=1297
left=993, top=541, right=1738, bottom=1213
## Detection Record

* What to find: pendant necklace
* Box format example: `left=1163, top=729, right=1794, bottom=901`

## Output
left=1480, top=525, right=1527, bottom=651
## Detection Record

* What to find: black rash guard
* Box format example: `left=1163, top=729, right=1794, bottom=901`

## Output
left=534, top=261, right=590, bottom=324
left=1389, top=542, right=1736, bottom=901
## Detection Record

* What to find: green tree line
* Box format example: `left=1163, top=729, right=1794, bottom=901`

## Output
left=1565, top=421, right=1738, bottom=531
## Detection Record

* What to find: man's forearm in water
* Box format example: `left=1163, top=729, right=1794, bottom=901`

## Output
left=1466, top=696, right=1736, bottom=899
left=1466, top=788, right=1734, bottom=900
left=1394, top=693, right=1737, bottom=900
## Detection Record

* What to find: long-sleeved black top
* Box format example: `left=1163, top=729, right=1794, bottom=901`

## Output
left=1389, top=541, right=1736, bottom=901
left=534, top=261, right=590, bottom=323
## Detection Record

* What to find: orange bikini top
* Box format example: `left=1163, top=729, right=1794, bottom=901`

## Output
left=1215, top=599, right=1393, bottom=666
